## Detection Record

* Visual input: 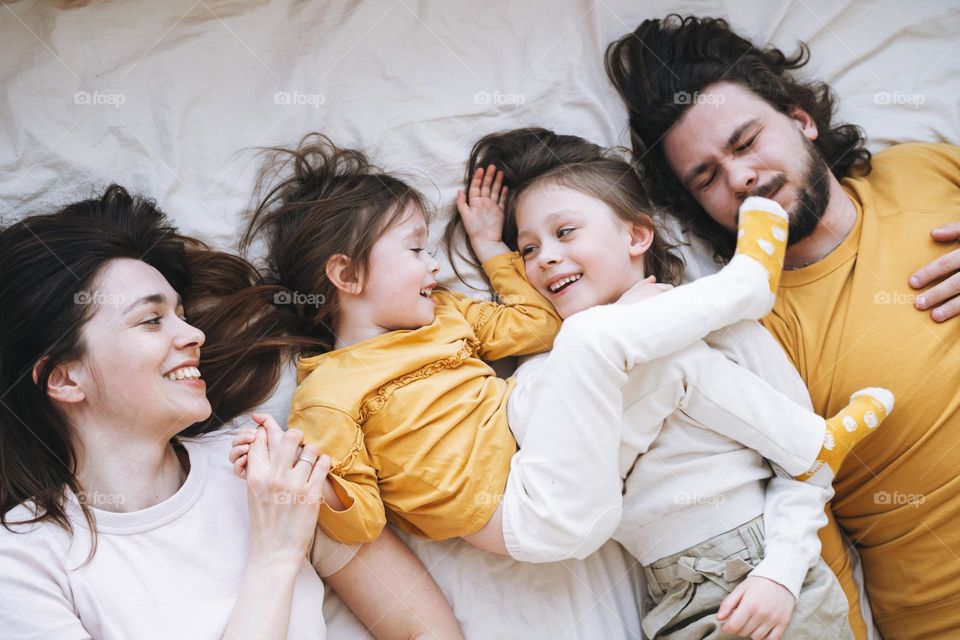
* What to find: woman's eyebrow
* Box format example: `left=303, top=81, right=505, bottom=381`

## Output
left=122, top=293, right=183, bottom=316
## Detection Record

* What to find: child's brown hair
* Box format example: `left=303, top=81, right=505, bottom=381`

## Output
left=444, top=127, right=685, bottom=290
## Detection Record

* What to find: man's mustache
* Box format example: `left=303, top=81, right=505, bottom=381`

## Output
left=750, top=174, right=787, bottom=199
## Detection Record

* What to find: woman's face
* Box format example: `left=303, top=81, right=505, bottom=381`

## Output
left=72, top=258, right=211, bottom=433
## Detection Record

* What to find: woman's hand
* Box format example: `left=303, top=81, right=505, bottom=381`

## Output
left=223, top=413, right=332, bottom=640
left=244, top=413, right=330, bottom=561
left=456, top=164, right=510, bottom=263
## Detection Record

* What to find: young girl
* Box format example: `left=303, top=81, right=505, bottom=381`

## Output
left=230, top=133, right=888, bottom=635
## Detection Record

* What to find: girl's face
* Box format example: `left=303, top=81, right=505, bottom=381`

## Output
left=72, top=258, right=211, bottom=434
left=361, top=206, right=441, bottom=331
left=516, top=182, right=651, bottom=320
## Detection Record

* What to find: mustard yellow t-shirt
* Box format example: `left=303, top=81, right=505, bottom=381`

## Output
left=763, top=143, right=960, bottom=639
left=288, top=252, right=561, bottom=545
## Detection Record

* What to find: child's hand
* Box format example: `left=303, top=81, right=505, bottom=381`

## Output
left=717, top=576, right=796, bottom=640
left=615, top=276, right=673, bottom=305
left=230, top=413, right=285, bottom=479
left=456, top=164, right=509, bottom=263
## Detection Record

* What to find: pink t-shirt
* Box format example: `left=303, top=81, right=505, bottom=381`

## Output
left=0, top=432, right=357, bottom=640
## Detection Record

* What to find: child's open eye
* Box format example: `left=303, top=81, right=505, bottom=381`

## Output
left=557, top=227, right=575, bottom=238
left=520, top=245, right=537, bottom=258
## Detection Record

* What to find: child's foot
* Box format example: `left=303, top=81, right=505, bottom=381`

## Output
left=735, top=196, right=790, bottom=293
left=796, top=388, right=894, bottom=482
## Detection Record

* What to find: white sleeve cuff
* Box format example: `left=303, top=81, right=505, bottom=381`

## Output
left=749, top=540, right=815, bottom=601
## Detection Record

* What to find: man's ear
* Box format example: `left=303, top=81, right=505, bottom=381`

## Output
left=326, top=254, right=364, bottom=295
left=628, top=221, right=655, bottom=258
left=35, top=358, right=86, bottom=404
left=788, top=106, right=819, bottom=141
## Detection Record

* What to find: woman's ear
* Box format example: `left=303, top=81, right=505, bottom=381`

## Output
left=326, top=254, right=364, bottom=295
left=36, top=359, right=86, bottom=404
left=628, top=221, right=655, bottom=258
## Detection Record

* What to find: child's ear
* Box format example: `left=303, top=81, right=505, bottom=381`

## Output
left=35, top=358, right=87, bottom=404
left=326, top=254, right=364, bottom=295
left=627, top=222, right=655, bottom=258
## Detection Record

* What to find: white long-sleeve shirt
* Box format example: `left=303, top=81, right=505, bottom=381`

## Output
left=506, top=319, right=828, bottom=599
left=502, top=255, right=831, bottom=600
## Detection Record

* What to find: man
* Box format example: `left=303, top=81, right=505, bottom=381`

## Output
left=606, top=14, right=960, bottom=640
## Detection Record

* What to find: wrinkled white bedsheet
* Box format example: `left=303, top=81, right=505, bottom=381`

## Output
left=3, top=1, right=958, bottom=637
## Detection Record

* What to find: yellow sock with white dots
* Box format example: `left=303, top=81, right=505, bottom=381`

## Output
left=734, top=196, right=790, bottom=293
left=797, top=388, right=894, bottom=482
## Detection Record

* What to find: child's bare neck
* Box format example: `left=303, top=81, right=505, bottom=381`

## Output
left=333, top=323, right=390, bottom=350
left=332, top=309, right=392, bottom=350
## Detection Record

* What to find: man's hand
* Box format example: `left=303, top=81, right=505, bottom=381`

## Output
left=716, top=576, right=796, bottom=640
left=615, top=276, right=673, bottom=305
left=911, top=222, right=960, bottom=322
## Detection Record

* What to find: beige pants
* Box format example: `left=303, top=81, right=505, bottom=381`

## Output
left=641, top=516, right=853, bottom=639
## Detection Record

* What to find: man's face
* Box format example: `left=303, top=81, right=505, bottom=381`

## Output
left=663, top=81, right=831, bottom=244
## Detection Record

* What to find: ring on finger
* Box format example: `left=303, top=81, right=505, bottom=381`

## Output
left=297, top=454, right=316, bottom=466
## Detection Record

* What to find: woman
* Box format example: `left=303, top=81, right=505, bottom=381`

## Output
left=0, top=185, right=462, bottom=639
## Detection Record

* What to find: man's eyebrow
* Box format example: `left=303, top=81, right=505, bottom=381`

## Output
left=682, top=118, right=761, bottom=186
left=726, top=118, right=760, bottom=148
left=122, top=293, right=183, bottom=315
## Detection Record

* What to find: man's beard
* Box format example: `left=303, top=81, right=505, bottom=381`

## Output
left=752, top=136, right=832, bottom=246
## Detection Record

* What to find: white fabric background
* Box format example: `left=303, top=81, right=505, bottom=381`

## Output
left=2, top=1, right=958, bottom=638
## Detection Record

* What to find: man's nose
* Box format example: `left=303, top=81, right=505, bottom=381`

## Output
left=726, top=161, right=758, bottom=196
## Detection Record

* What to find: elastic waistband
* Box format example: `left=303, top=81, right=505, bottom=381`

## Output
left=642, top=515, right=764, bottom=595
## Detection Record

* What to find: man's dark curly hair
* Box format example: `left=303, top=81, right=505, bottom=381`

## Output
left=605, top=14, right=872, bottom=262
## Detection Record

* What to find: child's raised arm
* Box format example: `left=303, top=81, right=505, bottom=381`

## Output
left=444, top=166, right=562, bottom=360
left=456, top=165, right=510, bottom=264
